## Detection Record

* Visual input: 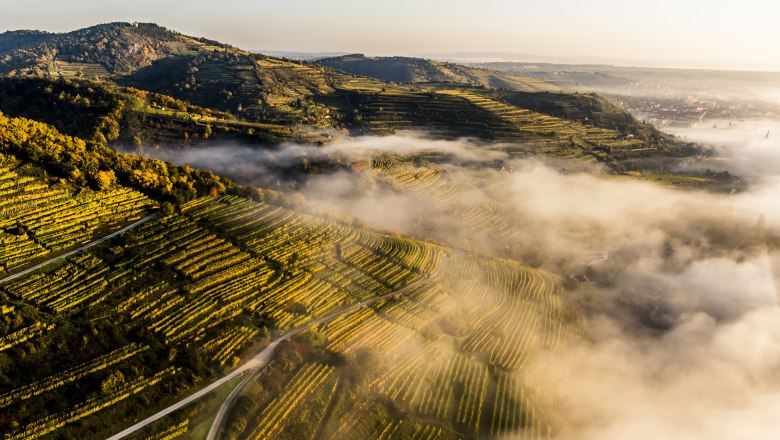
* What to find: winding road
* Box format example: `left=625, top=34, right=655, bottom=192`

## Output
left=206, top=370, right=255, bottom=440
left=108, top=275, right=436, bottom=440
left=0, top=212, right=159, bottom=286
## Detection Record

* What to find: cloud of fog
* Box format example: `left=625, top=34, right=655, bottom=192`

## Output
left=135, top=121, right=780, bottom=437
left=318, top=132, right=511, bottom=162
left=324, top=145, right=777, bottom=438
left=522, top=118, right=780, bottom=439
left=563, top=69, right=780, bottom=108
left=667, top=119, right=780, bottom=228
left=668, top=119, right=780, bottom=180
left=130, top=131, right=510, bottom=189
left=541, top=302, right=780, bottom=440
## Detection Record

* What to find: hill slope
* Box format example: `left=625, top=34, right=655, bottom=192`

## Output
left=0, top=113, right=583, bottom=439
left=316, top=54, right=554, bottom=91
left=0, top=22, right=229, bottom=77
left=0, top=22, right=747, bottom=440
left=0, top=23, right=707, bottom=175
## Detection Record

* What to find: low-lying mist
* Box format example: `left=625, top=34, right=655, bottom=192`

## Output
left=129, top=132, right=509, bottom=189
left=670, top=119, right=780, bottom=179
left=134, top=127, right=780, bottom=438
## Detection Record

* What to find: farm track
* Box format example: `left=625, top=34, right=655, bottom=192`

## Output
left=0, top=212, right=159, bottom=286
left=108, top=272, right=440, bottom=440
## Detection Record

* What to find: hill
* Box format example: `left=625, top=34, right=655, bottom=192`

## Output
left=316, top=54, right=554, bottom=91
left=0, top=112, right=583, bottom=439
left=0, top=22, right=751, bottom=440
left=0, top=22, right=357, bottom=129
left=0, top=74, right=698, bottom=176
left=0, top=30, right=53, bottom=53
left=0, top=23, right=705, bottom=175
left=0, top=76, right=327, bottom=146
left=0, top=22, right=229, bottom=78
left=0, top=110, right=233, bottom=203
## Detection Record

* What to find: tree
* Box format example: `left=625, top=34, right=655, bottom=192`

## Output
left=100, top=117, right=120, bottom=141
left=93, top=131, right=107, bottom=145
left=160, top=202, right=175, bottom=215
left=100, top=371, right=125, bottom=395
left=93, top=170, right=116, bottom=190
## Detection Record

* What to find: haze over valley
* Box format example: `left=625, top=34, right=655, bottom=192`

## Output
left=0, top=2, right=778, bottom=439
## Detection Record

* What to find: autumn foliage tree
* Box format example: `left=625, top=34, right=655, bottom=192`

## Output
left=0, top=111, right=231, bottom=203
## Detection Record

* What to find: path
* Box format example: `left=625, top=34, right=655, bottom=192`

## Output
left=0, top=212, right=159, bottom=286
left=108, top=275, right=435, bottom=440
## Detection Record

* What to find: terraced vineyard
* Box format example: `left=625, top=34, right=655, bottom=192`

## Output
left=0, top=109, right=590, bottom=440
left=317, top=54, right=556, bottom=93
left=369, top=158, right=529, bottom=256
left=322, top=82, right=680, bottom=170
left=439, top=89, right=649, bottom=159
left=351, top=88, right=520, bottom=139
left=0, top=159, right=154, bottom=274
left=0, top=164, right=456, bottom=438
left=0, top=156, right=583, bottom=439
left=122, top=47, right=687, bottom=171
left=224, top=252, right=584, bottom=440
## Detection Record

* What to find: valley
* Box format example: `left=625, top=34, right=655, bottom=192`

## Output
left=0, top=18, right=776, bottom=440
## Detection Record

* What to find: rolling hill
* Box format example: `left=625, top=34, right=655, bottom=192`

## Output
left=0, top=23, right=703, bottom=175
left=316, top=54, right=555, bottom=91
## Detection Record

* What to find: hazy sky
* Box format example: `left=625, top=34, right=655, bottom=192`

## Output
left=2, top=0, right=779, bottom=70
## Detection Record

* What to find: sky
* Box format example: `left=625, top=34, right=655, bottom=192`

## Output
left=2, top=0, right=779, bottom=71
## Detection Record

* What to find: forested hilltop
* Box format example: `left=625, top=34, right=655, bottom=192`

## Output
left=0, top=111, right=231, bottom=204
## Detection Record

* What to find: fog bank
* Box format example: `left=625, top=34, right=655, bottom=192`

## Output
left=134, top=126, right=780, bottom=438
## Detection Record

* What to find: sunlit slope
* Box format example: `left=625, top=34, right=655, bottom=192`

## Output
left=1, top=181, right=583, bottom=439
left=121, top=53, right=349, bottom=128
left=0, top=112, right=587, bottom=439
left=0, top=189, right=446, bottom=438
left=0, top=160, right=153, bottom=274
left=222, top=253, right=584, bottom=440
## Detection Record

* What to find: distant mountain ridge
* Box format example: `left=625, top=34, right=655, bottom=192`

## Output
left=253, top=50, right=350, bottom=61
left=316, top=53, right=554, bottom=91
